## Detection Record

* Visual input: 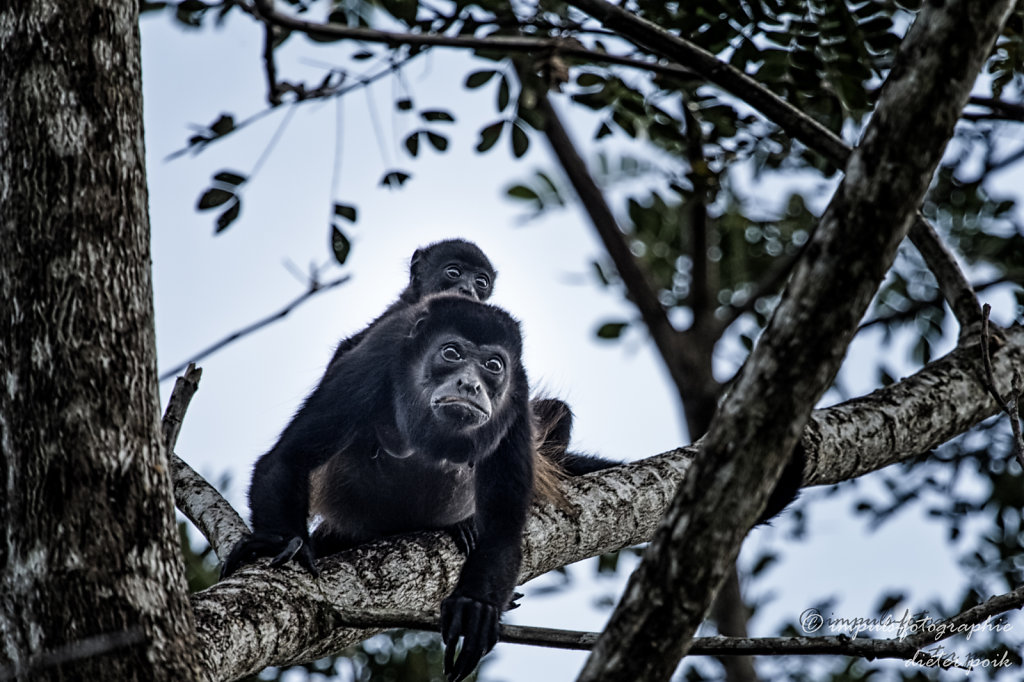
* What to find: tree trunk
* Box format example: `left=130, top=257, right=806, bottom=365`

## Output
left=0, top=0, right=202, bottom=678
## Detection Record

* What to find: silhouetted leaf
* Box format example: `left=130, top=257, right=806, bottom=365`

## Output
left=596, top=322, right=629, bottom=339
left=511, top=123, right=529, bottom=158
left=197, top=187, right=234, bottom=210
left=331, top=226, right=352, bottom=264
left=213, top=170, right=246, bottom=186
left=396, top=98, right=413, bottom=111
left=215, top=199, right=240, bottom=233
left=334, top=203, right=357, bottom=222
left=421, top=110, right=455, bottom=123
left=497, top=74, right=510, bottom=111
left=476, top=121, right=504, bottom=152
left=404, top=131, right=420, bottom=157
left=380, top=170, right=411, bottom=188
left=426, top=132, right=448, bottom=151
left=209, top=114, right=234, bottom=136
left=466, top=70, right=497, bottom=88
left=506, top=184, right=539, bottom=200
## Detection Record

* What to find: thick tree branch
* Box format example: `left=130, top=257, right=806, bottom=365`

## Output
left=577, top=3, right=1015, bottom=680
left=192, top=325, right=1024, bottom=679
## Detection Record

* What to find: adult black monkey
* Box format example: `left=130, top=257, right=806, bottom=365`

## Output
left=222, top=294, right=540, bottom=681
left=329, top=238, right=587, bottom=469
left=326, top=238, right=495, bottom=369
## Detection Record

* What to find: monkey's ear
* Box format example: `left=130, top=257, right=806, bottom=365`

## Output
left=409, top=315, right=429, bottom=338
left=409, top=248, right=425, bottom=272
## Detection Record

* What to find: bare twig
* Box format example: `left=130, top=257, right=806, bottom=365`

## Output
left=161, top=363, right=202, bottom=453
left=250, top=0, right=698, bottom=84
left=859, top=277, right=1008, bottom=332
left=979, top=304, right=1024, bottom=466
left=160, top=364, right=249, bottom=556
left=158, top=273, right=351, bottom=382
left=901, top=582, right=1024, bottom=651
left=335, top=585, right=1024, bottom=666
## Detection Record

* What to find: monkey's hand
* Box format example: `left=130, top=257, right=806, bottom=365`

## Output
left=440, top=593, right=500, bottom=682
left=220, top=532, right=319, bottom=579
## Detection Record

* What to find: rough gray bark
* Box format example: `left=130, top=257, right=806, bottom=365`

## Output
left=0, top=0, right=202, bottom=678
left=576, top=2, right=1016, bottom=680
left=190, top=325, right=1024, bottom=678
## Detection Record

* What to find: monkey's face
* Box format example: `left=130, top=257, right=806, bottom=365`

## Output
left=394, top=295, right=524, bottom=465
left=425, top=336, right=509, bottom=430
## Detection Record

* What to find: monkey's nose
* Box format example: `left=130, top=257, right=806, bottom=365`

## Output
left=457, top=377, right=482, bottom=395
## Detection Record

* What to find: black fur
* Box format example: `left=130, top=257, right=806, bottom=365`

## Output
left=222, top=295, right=535, bottom=681
left=327, top=239, right=495, bottom=369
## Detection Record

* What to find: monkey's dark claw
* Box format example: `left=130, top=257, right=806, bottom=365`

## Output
left=219, top=533, right=319, bottom=579
left=505, top=592, right=523, bottom=611
left=448, top=518, right=478, bottom=555
left=440, top=594, right=499, bottom=682
left=270, top=536, right=320, bottom=577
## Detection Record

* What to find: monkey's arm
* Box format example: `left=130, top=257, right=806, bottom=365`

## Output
left=220, top=436, right=320, bottom=577
left=220, top=381, right=347, bottom=578
left=440, top=415, right=534, bottom=682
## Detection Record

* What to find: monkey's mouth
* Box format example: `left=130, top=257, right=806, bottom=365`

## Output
left=432, top=396, right=490, bottom=425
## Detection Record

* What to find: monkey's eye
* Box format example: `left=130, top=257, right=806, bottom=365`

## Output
left=441, top=345, right=463, bottom=362
left=474, top=274, right=490, bottom=290
left=445, top=265, right=462, bottom=280
left=483, top=357, right=504, bottom=374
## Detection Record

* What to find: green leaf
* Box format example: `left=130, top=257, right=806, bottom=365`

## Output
left=404, top=131, right=420, bottom=157
left=421, top=109, right=455, bottom=123
left=331, top=225, right=352, bottom=264
left=595, top=121, right=613, bottom=139
left=333, top=203, right=357, bottom=222
left=506, top=184, right=539, bottom=200
left=596, top=322, right=629, bottom=339
left=396, top=98, right=413, bottom=111
left=511, top=123, right=529, bottom=158
left=213, top=170, right=246, bottom=186
left=197, top=187, right=234, bottom=210
left=426, top=132, right=448, bottom=151
left=497, top=74, right=510, bottom=111
left=215, top=199, right=240, bottom=233
left=577, top=72, right=604, bottom=87
left=476, top=121, right=504, bottom=152
left=352, top=50, right=374, bottom=60
left=466, top=70, right=497, bottom=88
